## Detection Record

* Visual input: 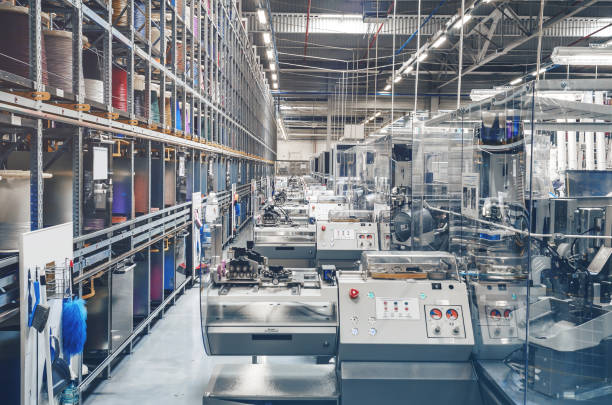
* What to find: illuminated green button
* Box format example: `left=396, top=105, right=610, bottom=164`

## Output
left=367, top=292, right=375, bottom=299
left=420, top=293, right=427, bottom=300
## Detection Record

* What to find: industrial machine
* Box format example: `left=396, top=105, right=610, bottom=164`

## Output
left=202, top=246, right=339, bottom=404
left=337, top=251, right=482, bottom=405
left=316, top=210, right=378, bottom=269
left=253, top=204, right=316, bottom=267
left=309, top=194, right=349, bottom=221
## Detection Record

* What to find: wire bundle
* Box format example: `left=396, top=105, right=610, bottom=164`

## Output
left=112, top=67, right=128, bottom=111
left=84, top=79, right=104, bottom=103
left=44, top=29, right=86, bottom=94
left=112, top=0, right=128, bottom=26
left=0, top=4, right=48, bottom=84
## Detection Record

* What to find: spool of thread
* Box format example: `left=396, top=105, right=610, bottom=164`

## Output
left=134, top=1, right=146, bottom=36
left=44, top=29, right=86, bottom=94
left=0, top=4, right=48, bottom=84
left=112, top=0, right=128, bottom=26
left=134, top=74, right=146, bottom=118
left=84, top=79, right=104, bottom=103
left=176, top=101, right=182, bottom=131
left=112, top=67, right=128, bottom=111
left=150, top=83, right=160, bottom=123
left=83, top=49, right=102, bottom=80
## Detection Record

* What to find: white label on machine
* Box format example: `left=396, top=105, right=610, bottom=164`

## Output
left=93, top=146, right=108, bottom=180
left=376, top=298, right=420, bottom=320
left=334, top=229, right=355, bottom=240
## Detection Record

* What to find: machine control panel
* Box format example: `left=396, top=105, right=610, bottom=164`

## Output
left=425, top=305, right=466, bottom=338
left=338, top=274, right=475, bottom=348
left=317, top=222, right=378, bottom=251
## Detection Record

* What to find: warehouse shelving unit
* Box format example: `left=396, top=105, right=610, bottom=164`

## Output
left=0, top=0, right=276, bottom=402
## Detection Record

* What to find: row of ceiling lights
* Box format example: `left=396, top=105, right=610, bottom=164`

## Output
left=257, top=8, right=278, bottom=90
left=383, top=0, right=500, bottom=91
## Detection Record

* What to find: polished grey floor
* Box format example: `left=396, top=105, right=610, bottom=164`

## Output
left=84, top=227, right=253, bottom=405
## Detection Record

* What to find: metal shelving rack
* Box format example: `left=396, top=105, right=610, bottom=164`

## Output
left=0, top=0, right=276, bottom=402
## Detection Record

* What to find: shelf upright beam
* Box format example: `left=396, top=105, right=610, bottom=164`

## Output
left=160, top=0, right=167, bottom=130
left=73, top=0, right=84, bottom=103
left=104, top=2, right=113, bottom=111
left=29, top=0, right=44, bottom=230
left=128, top=0, right=135, bottom=119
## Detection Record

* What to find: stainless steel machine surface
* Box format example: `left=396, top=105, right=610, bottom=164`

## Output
left=316, top=210, right=378, bottom=269
left=308, top=195, right=349, bottom=221
left=253, top=225, right=316, bottom=267
left=337, top=251, right=481, bottom=405
left=201, top=246, right=339, bottom=404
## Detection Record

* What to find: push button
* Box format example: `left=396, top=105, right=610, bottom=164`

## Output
left=349, top=288, right=359, bottom=299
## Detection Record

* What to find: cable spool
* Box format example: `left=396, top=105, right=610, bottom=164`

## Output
left=44, top=29, right=87, bottom=94
left=134, top=74, right=146, bottom=118
left=112, top=67, right=128, bottom=111
left=164, top=91, right=171, bottom=126
left=167, top=41, right=185, bottom=74
left=176, top=100, right=182, bottom=131
left=112, top=0, right=128, bottom=27
left=0, top=4, right=49, bottom=84
left=184, top=102, right=191, bottom=134
left=83, top=49, right=102, bottom=80
left=150, top=83, right=160, bottom=123
left=84, top=79, right=104, bottom=104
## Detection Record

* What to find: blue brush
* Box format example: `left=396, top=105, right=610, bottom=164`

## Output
left=61, top=298, right=87, bottom=358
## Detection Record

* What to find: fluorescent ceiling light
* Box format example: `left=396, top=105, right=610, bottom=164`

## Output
left=257, top=8, right=267, bottom=25
left=262, top=32, right=271, bottom=44
left=510, top=77, right=522, bottom=86
left=270, top=62, right=276, bottom=71
left=266, top=49, right=274, bottom=60
left=394, top=75, right=402, bottom=83
left=418, top=52, right=428, bottom=62
left=273, top=82, right=278, bottom=89
left=551, top=46, right=612, bottom=66
left=384, top=83, right=391, bottom=91
left=271, top=73, right=277, bottom=80
left=530, top=67, right=547, bottom=76
left=453, top=14, right=472, bottom=29
left=432, top=35, right=447, bottom=49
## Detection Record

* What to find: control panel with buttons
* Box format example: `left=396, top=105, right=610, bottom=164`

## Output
left=338, top=272, right=475, bottom=362
left=316, top=221, right=379, bottom=259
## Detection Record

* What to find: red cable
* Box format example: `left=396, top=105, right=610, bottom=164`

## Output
left=304, top=0, right=312, bottom=59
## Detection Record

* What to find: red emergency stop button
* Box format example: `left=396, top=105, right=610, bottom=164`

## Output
left=349, top=289, right=359, bottom=299
left=321, top=225, right=326, bottom=231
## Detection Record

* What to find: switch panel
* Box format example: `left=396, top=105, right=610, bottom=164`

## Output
left=317, top=222, right=379, bottom=254
left=425, top=305, right=466, bottom=338
left=338, top=273, right=475, bottom=362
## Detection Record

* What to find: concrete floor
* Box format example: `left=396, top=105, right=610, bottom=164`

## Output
left=84, top=226, right=254, bottom=405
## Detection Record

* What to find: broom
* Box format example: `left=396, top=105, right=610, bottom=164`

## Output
left=61, top=298, right=87, bottom=359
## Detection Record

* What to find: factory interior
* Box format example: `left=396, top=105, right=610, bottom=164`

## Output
left=2, top=0, right=612, bottom=404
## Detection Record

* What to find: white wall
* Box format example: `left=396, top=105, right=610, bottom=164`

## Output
left=277, top=139, right=330, bottom=161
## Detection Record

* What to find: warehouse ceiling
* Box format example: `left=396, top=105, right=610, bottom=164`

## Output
left=243, top=0, right=612, bottom=140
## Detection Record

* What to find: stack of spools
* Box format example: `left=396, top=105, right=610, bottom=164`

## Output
left=150, top=83, right=160, bottom=123
left=43, top=29, right=87, bottom=94
left=83, top=49, right=104, bottom=103
left=112, top=0, right=128, bottom=26
left=112, top=67, right=128, bottom=111
left=134, top=74, right=146, bottom=118
left=0, top=3, right=48, bottom=84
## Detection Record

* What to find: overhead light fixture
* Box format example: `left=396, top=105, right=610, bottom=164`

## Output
left=394, top=75, right=402, bottom=83
left=262, top=32, right=271, bottom=44
left=375, top=111, right=382, bottom=117
left=271, top=73, right=278, bottom=80
left=551, top=47, right=612, bottom=66
left=510, top=77, right=523, bottom=86
left=453, top=14, right=472, bottom=29
left=273, top=82, right=278, bottom=89
left=266, top=49, right=274, bottom=60
left=257, top=8, right=267, bottom=25
left=432, top=35, right=447, bottom=49
left=417, top=52, right=428, bottom=63
left=530, top=67, right=548, bottom=76
left=270, top=62, right=276, bottom=71
left=384, top=83, right=391, bottom=91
